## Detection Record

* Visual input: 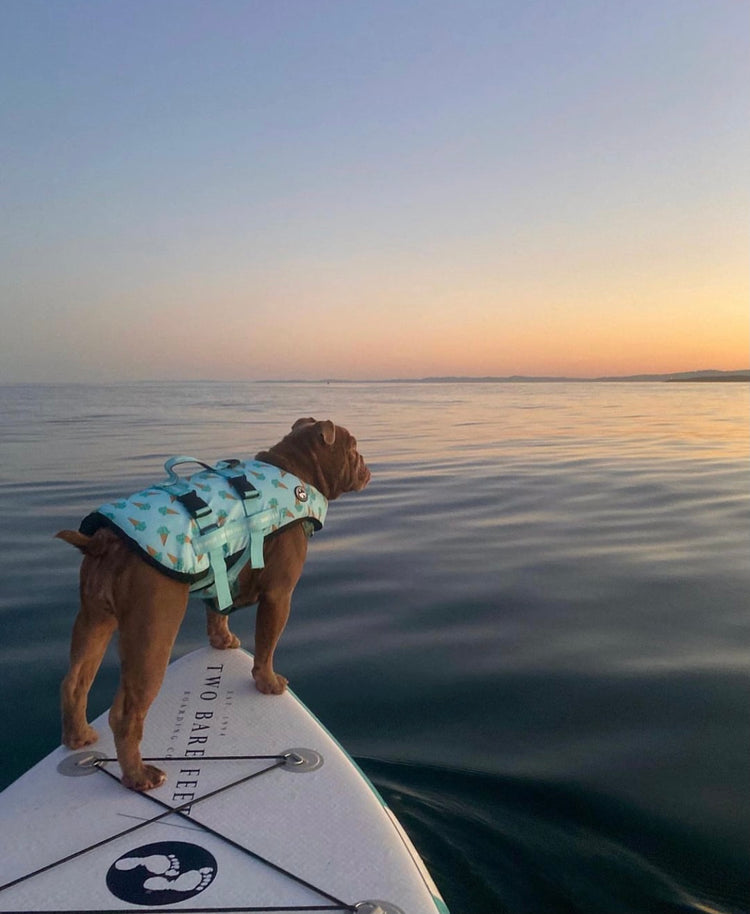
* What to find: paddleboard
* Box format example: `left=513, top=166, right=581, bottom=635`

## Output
left=0, top=646, right=449, bottom=914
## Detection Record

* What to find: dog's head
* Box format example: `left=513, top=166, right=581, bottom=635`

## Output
left=257, top=418, right=371, bottom=500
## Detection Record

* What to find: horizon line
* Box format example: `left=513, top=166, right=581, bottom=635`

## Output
left=1, top=369, right=749, bottom=386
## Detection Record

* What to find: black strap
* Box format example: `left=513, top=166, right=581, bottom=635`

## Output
left=226, top=472, right=260, bottom=500
left=0, top=757, right=355, bottom=913
left=96, top=764, right=355, bottom=910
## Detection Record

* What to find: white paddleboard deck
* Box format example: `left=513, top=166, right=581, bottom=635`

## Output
left=0, top=646, right=448, bottom=913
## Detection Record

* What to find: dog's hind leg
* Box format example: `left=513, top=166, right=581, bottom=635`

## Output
left=61, top=591, right=117, bottom=750
left=109, top=566, right=189, bottom=791
left=59, top=528, right=123, bottom=749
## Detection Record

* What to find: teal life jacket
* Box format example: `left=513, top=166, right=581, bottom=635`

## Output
left=79, top=456, right=328, bottom=613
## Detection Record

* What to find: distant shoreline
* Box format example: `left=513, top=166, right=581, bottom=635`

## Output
left=352, top=370, right=750, bottom=384
left=399, top=372, right=749, bottom=384
left=666, top=375, right=749, bottom=383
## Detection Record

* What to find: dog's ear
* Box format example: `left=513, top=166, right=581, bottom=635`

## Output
left=317, top=419, right=336, bottom=445
left=291, top=417, right=335, bottom=444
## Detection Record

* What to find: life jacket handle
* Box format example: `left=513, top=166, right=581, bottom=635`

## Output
left=162, top=455, right=230, bottom=488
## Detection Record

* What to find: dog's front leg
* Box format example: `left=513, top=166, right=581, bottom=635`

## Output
left=244, top=525, right=307, bottom=695
left=252, top=590, right=292, bottom=694
left=206, top=608, right=241, bottom=649
left=110, top=570, right=189, bottom=791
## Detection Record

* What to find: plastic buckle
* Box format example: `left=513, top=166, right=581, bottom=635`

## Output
left=175, top=490, right=212, bottom=520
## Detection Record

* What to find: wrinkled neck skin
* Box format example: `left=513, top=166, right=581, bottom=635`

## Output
left=255, top=441, right=339, bottom=501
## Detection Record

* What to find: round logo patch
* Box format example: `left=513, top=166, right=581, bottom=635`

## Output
left=106, top=841, right=217, bottom=906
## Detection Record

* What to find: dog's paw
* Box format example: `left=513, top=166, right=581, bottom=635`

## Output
left=252, top=669, right=288, bottom=695
left=206, top=612, right=241, bottom=650
left=208, top=631, right=241, bottom=650
left=122, top=764, right=167, bottom=792
left=63, top=724, right=99, bottom=749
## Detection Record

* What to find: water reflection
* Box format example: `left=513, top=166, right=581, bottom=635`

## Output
left=0, top=379, right=747, bottom=914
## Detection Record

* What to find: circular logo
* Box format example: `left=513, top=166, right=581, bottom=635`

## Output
left=107, top=841, right=217, bottom=906
left=294, top=484, right=309, bottom=502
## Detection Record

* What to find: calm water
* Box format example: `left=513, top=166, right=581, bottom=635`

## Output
left=0, top=380, right=748, bottom=914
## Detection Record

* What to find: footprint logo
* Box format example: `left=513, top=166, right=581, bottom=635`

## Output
left=106, top=841, right=217, bottom=906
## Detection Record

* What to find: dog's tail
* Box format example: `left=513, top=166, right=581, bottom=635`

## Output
left=55, top=530, right=98, bottom=555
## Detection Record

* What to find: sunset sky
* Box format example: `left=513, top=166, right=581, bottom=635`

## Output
left=1, top=0, right=748, bottom=382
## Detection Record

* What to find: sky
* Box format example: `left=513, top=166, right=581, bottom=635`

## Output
left=1, top=0, right=748, bottom=382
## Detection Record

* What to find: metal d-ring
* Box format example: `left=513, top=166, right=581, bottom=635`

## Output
left=354, top=902, right=406, bottom=914
left=56, top=750, right=108, bottom=777
left=281, top=748, right=323, bottom=773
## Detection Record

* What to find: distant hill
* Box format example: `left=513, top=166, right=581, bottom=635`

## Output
left=661, top=371, right=750, bottom=383
left=410, top=370, right=749, bottom=383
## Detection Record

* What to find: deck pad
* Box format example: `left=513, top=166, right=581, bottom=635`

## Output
left=0, top=646, right=448, bottom=913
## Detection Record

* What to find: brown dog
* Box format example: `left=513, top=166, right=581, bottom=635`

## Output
left=56, top=418, right=370, bottom=791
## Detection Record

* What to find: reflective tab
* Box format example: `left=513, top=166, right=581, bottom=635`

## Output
left=207, top=544, right=233, bottom=610
left=249, top=533, right=265, bottom=569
